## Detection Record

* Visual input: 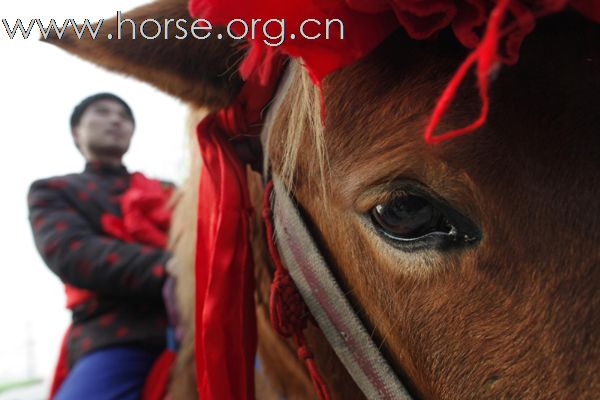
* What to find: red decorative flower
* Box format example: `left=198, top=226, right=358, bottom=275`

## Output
left=101, top=172, right=173, bottom=249
left=189, top=0, right=600, bottom=85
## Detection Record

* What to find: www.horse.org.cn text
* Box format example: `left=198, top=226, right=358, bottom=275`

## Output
left=1, top=12, right=346, bottom=46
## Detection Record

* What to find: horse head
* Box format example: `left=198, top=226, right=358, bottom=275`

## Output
left=265, top=14, right=600, bottom=397
left=43, top=1, right=600, bottom=398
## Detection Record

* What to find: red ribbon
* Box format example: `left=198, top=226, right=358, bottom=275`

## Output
left=193, top=56, right=285, bottom=400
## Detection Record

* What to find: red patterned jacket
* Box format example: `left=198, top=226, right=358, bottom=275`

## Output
left=28, top=161, right=171, bottom=367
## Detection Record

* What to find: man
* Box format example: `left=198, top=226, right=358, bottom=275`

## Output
left=28, top=93, right=172, bottom=400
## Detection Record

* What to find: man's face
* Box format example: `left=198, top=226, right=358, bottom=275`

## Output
left=72, top=99, right=134, bottom=160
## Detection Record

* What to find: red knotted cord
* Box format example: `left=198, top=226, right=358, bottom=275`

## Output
left=425, top=0, right=520, bottom=143
left=262, top=180, right=331, bottom=400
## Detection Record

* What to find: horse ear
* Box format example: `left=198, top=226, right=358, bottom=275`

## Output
left=41, top=0, right=243, bottom=109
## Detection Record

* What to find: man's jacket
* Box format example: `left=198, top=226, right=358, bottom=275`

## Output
left=28, top=161, right=170, bottom=366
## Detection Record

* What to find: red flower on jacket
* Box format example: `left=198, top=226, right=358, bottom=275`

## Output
left=101, top=173, right=173, bottom=249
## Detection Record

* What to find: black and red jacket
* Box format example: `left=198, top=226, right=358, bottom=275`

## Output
left=28, top=161, right=170, bottom=366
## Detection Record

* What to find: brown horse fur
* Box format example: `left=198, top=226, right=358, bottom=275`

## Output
left=267, top=14, right=600, bottom=399
left=42, top=0, right=244, bottom=110
left=43, top=2, right=599, bottom=398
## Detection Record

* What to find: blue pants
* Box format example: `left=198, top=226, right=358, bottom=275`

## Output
left=54, top=346, right=161, bottom=400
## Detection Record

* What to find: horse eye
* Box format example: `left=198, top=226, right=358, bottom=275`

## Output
left=369, top=191, right=480, bottom=250
left=371, top=194, right=451, bottom=239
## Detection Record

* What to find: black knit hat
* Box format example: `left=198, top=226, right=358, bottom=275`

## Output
left=70, top=93, right=135, bottom=128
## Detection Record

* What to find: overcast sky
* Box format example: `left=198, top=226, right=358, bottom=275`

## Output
left=0, top=0, right=189, bottom=382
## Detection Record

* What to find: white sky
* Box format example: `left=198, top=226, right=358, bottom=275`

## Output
left=0, top=0, right=189, bottom=382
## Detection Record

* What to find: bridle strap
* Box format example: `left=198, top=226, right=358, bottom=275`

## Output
left=269, top=176, right=413, bottom=399
left=258, top=62, right=412, bottom=399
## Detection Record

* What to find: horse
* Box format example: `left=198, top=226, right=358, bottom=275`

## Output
left=43, top=0, right=600, bottom=398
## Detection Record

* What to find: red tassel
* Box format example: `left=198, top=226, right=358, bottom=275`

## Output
left=262, top=180, right=331, bottom=400
left=295, top=332, right=332, bottom=400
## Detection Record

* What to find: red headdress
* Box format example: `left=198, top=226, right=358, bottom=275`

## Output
left=187, top=1, right=600, bottom=399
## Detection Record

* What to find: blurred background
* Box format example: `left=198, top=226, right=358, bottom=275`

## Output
left=0, top=1, right=188, bottom=397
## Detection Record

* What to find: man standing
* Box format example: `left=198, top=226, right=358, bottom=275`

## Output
left=28, top=93, right=172, bottom=399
